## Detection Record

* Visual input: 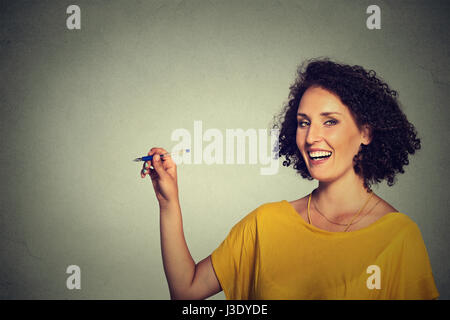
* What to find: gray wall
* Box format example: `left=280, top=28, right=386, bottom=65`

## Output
left=0, top=0, right=448, bottom=299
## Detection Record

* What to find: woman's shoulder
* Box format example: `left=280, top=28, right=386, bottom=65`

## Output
left=229, top=200, right=289, bottom=232
left=248, top=200, right=289, bottom=218
left=366, top=196, right=417, bottom=228
left=237, top=200, right=287, bottom=219
left=240, top=200, right=295, bottom=222
left=370, top=197, right=398, bottom=219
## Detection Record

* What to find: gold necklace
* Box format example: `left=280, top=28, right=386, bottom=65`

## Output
left=312, top=193, right=380, bottom=226
left=307, top=189, right=375, bottom=232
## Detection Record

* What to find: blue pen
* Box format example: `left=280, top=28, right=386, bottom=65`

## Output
left=133, top=149, right=190, bottom=162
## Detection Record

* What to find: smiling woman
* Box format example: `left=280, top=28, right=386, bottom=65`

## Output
left=143, top=58, right=439, bottom=300
left=208, top=58, right=439, bottom=299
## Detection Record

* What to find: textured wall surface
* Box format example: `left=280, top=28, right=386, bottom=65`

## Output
left=0, top=0, right=448, bottom=299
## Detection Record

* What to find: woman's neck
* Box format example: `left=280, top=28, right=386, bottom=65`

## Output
left=313, top=172, right=372, bottom=221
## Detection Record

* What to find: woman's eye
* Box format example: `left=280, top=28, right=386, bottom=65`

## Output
left=298, top=121, right=309, bottom=127
left=298, top=120, right=337, bottom=127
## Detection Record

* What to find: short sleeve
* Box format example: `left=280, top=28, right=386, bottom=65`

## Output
left=396, top=223, right=439, bottom=299
left=211, top=208, right=259, bottom=300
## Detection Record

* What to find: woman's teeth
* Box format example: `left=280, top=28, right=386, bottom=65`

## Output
left=308, top=151, right=332, bottom=159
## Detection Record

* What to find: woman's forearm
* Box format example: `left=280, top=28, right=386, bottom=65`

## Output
left=159, top=201, right=196, bottom=299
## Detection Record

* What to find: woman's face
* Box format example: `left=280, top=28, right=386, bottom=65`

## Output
left=296, top=86, right=371, bottom=183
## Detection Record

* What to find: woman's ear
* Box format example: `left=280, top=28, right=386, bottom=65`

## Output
left=361, top=125, right=372, bottom=145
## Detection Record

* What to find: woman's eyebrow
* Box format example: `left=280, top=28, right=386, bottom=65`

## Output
left=297, top=112, right=342, bottom=117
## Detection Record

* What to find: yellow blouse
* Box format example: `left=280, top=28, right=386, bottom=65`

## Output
left=211, top=200, right=439, bottom=300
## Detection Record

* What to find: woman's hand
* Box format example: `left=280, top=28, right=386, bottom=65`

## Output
left=141, top=147, right=179, bottom=208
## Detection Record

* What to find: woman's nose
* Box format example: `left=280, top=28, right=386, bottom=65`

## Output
left=305, top=124, right=323, bottom=144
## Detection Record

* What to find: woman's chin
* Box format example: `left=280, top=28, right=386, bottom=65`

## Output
left=311, top=175, right=335, bottom=183
left=307, top=167, right=335, bottom=182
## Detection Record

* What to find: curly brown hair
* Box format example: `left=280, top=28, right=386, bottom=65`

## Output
left=272, top=58, right=421, bottom=190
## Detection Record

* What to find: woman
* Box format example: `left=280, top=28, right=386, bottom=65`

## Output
left=140, top=58, right=439, bottom=300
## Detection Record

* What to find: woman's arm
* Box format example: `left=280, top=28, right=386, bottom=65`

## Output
left=144, top=147, right=222, bottom=299
left=160, top=201, right=221, bottom=299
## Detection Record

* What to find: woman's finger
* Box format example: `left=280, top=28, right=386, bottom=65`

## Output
left=151, top=154, right=167, bottom=177
left=148, top=147, right=168, bottom=156
left=140, top=161, right=150, bottom=177
left=148, top=147, right=177, bottom=169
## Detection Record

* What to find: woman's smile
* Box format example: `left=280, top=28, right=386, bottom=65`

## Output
left=308, top=151, right=332, bottom=165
